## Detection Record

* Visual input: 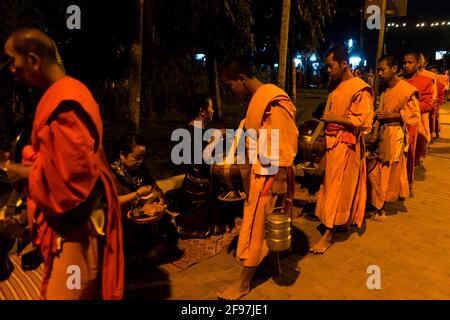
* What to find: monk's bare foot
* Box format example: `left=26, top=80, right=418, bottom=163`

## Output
left=218, top=283, right=250, bottom=300
left=364, top=211, right=374, bottom=219
left=309, top=238, right=333, bottom=255
left=373, top=209, right=386, bottom=222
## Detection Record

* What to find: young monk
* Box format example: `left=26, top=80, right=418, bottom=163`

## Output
left=429, top=66, right=447, bottom=139
left=4, top=29, right=124, bottom=299
left=367, top=55, right=420, bottom=222
left=402, top=53, right=433, bottom=176
left=310, top=46, right=373, bottom=254
left=218, top=57, right=298, bottom=300
left=418, top=54, right=439, bottom=141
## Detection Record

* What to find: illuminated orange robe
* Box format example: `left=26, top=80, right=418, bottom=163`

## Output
left=420, top=69, right=439, bottom=138
left=434, top=76, right=446, bottom=136
left=405, top=74, right=433, bottom=166
left=22, top=76, right=124, bottom=300
left=237, top=84, right=298, bottom=267
left=315, top=77, right=373, bottom=228
left=367, top=80, right=420, bottom=209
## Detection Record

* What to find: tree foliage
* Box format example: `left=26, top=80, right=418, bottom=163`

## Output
left=293, top=0, right=336, bottom=52
left=0, top=0, right=336, bottom=123
left=146, top=0, right=255, bottom=116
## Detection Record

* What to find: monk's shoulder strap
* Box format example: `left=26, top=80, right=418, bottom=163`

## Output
left=266, top=97, right=292, bottom=112
left=261, top=100, right=280, bottom=123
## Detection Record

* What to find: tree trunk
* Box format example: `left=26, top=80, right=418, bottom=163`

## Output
left=277, top=0, right=291, bottom=90
left=213, top=58, right=223, bottom=119
left=291, top=57, right=297, bottom=104
left=128, top=0, right=144, bottom=131
left=288, top=2, right=296, bottom=103
left=206, top=53, right=223, bottom=120
left=373, top=0, right=387, bottom=101
left=286, top=45, right=291, bottom=97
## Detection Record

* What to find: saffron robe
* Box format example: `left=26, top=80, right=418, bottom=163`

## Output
left=433, top=76, right=446, bottom=136
left=367, top=80, right=420, bottom=209
left=22, top=76, right=124, bottom=300
left=315, top=77, right=374, bottom=229
left=405, top=75, right=434, bottom=166
left=236, top=84, right=298, bottom=267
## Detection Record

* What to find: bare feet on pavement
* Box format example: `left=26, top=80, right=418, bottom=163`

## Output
left=373, top=209, right=386, bottom=222
left=309, top=238, right=333, bottom=254
left=218, top=283, right=250, bottom=300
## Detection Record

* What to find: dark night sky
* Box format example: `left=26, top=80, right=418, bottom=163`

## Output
left=408, top=0, right=450, bottom=18
left=321, top=0, right=450, bottom=68
left=334, top=0, right=450, bottom=17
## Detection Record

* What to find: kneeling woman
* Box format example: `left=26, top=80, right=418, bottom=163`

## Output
left=111, top=133, right=180, bottom=265
left=174, top=93, right=225, bottom=239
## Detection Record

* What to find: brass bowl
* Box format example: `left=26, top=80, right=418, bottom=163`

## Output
left=127, top=203, right=165, bottom=224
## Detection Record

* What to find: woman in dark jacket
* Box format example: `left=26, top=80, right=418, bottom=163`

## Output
left=174, top=92, right=225, bottom=239
left=111, top=134, right=180, bottom=265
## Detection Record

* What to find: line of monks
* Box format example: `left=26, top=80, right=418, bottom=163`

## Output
left=217, top=47, right=449, bottom=300
left=311, top=48, right=449, bottom=254
left=2, top=27, right=448, bottom=301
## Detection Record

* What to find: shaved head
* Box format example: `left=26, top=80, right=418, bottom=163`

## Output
left=418, top=53, right=428, bottom=70
left=379, top=54, right=398, bottom=68
left=403, top=52, right=420, bottom=77
left=7, top=28, right=57, bottom=63
left=403, top=52, right=420, bottom=62
left=4, top=28, right=65, bottom=88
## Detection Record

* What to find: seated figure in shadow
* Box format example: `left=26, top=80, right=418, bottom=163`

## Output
left=174, top=92, right=226, bottom=239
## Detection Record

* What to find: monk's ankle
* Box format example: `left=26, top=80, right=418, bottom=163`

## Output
left=239, top=284, right=250, bottom=293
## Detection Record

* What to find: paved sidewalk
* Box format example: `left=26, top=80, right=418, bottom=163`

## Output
left=134, top=103, right=450, bottom=300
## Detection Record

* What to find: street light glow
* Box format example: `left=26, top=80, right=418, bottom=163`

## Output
left=194, top=53, right=205, bottom=61
left=349, top=56, right=361, bottom=67
left=348, top=39, right=354, bottom=49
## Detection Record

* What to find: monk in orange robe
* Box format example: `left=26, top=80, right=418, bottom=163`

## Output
left=443, top=71, right=450, bottom=103
left=310, top=46, right=373, bottom=254
left=429, top=66, right=447, bottom=138
left=367, top=55, right=420, bottom=221
left=419, top=54, right=439, bottom=141
left=219, top=57, right=298, bottom=299
left=402, top=52, right=433, bottom=183
left=434, top=79, right=445, bottom=138
left=4, top=29, right=124, bottom=300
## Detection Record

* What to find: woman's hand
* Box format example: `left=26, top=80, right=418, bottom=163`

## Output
left=136, top=185, right=152, bottom=198
left=6, top=162, right=32, bottom=189
left=0, top=152, right=10, bottom=171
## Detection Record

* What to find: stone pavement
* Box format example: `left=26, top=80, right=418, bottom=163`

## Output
left=135, top=103, right=450, bottom=300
